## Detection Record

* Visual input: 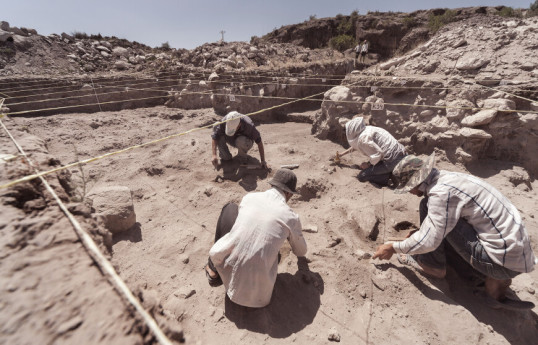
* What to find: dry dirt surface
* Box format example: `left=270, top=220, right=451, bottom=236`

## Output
left=1, top=105, right=537, bottom=344
left=2, top=8, right=538, bottom=345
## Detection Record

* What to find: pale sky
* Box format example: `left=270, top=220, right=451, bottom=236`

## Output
left=3, top=0, right=532, bottom=49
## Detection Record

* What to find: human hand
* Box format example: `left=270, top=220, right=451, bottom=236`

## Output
left=372, top=243, right=395, bottom=260
left=212, top=157, right=220, bottom=170
left=261, top=160, right=268, bottom=169
left=359, top=162, right=370, bottom=170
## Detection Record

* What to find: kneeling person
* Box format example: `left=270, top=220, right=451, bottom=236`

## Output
left=205, top=169, right=307, bottom=308
left=337, top=117, right=406, bottom=186
left=373, top=154, right=537, bottom=309
left=211, top=111, right=267, bottom=169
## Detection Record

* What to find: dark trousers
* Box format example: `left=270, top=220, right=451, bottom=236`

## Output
left=208, top=202, right=239, bottom=272
left=414, top=198, right=519, bottom=280
left=358, top=153, right=406, bottom=186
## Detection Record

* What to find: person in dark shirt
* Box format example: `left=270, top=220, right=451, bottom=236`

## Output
left=211, top=111, right=267, bottom=169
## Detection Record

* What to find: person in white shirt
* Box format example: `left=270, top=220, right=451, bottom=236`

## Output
left=359, top=40, right=368, bottom=64
left=373, top=153, right=537, bottom=310
left=205, top=168, right=307, bottom=308
left=336, top=117, right=406, bottom=187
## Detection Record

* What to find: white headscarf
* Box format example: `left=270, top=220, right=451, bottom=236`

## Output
left=345, top=117, right=366, bottom=149
left=225, top=111, right=243, bottom=136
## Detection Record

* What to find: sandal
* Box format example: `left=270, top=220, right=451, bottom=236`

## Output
left=398, top=254, right=446, bottom=279
left=205, top=264, right=223, bottom=287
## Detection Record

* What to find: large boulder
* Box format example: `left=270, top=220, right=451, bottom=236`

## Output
left=312, top=86, right=358, bottom=144
left=482, top=98, right=516, bottom=111
left=112, top=46, right=129, bottom=57
left=114, top=60, right=131, bottom=70
left=455, top=53, right=489, bottom=70
left=461, top=109, right=498, bottom=127
left=87, top=186, right=136, bottom=234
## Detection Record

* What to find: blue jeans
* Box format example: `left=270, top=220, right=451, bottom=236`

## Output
left=358, top=153, right=406, bottom=186
left=414, top=198, right=519, bottom=281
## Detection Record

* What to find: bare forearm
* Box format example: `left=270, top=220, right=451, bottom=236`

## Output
left=257, top=141, right=265, bottom=162
left=212, top=139, right=218, bottom=158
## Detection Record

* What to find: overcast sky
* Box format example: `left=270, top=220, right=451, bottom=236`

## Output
left=3, top=0, right=532, bottom=49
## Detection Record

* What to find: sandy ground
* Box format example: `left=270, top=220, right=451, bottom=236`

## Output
left=4, top=105, right=538, bottom=344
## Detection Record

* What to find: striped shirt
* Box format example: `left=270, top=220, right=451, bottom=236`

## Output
left=209, top=188, right=307, bottom=307
left=393, top=169, right=536, bottom=273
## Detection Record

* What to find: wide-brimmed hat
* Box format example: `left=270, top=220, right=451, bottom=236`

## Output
left=393, top=153, right=435, bottom=194
left=269, top=168, right=298, bottom=194
left=225, top=111, right=243, bottom=136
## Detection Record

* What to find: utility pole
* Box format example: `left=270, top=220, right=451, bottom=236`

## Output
left=220, top=30, right=226, bottom=42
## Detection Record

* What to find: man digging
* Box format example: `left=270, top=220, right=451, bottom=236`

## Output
left=205, top=168, right=307, bottom=308
left=373, top=153, right=537, bottom=310
left=336, top=117, right=407, bottom=187
left=211, top=111, right=267, bottom=170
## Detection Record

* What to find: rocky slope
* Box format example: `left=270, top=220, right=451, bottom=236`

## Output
left=311, top=14, right=538, bottom=175
left=0, top=20, right=341, bottom=78
left=261, top=6, right=534, bottom=58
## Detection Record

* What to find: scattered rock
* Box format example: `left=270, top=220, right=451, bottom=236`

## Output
left=328, top=327, right=341, bottom=342
left=56, top=316, right=83, bottom=335
left=327, top=237, right=342, bottom=248
left=303, top=224, right=319, bottom=233
left=87, top=186, right=136, bottom=234
left=175, top=286, right=196, bottom=299
left=355, top=249, right=372, bottom=260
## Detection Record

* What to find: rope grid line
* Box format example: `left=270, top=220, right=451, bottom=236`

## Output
left=1, top=74, right=282, bottom=102
left=3, top=69, right=537, bottom=97
left=1, top=69, right=536, bottom=184
left=0, top=90, right=326, bottom=189
left=7, top=78, right=532, bottom=107
left=3, top=73, right=535, bottom=107
left=2, top=87, right=536, bottom=118
left=0, top=104, right=173, bottom=345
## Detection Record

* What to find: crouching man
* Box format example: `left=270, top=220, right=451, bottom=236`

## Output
left=205, top=168, right=307, bottom=308
left=337, top=117, right=406, bottom=187
left=211, top=111, right=267, bottom=169
left=373, top=154, right=536, bottom=310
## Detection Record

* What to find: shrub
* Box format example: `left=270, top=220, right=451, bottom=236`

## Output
left=337, top=18, right=352, bottom=35
left=160, top=41, right=171, bottom=50
left=428, top=9, right=456, bottom=33
left=497, top=6, right=522, bottom=17
left=0, top=47, right=15, bottom=55
left=329, top=34, right=355, bottom=52
left=309, top=14, right=317, bottom=21
left=71, top=31, right=89, bottom=39
left=403, top=16, right=418, bottom=29
left=527, top=0, right=538, bottom=17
